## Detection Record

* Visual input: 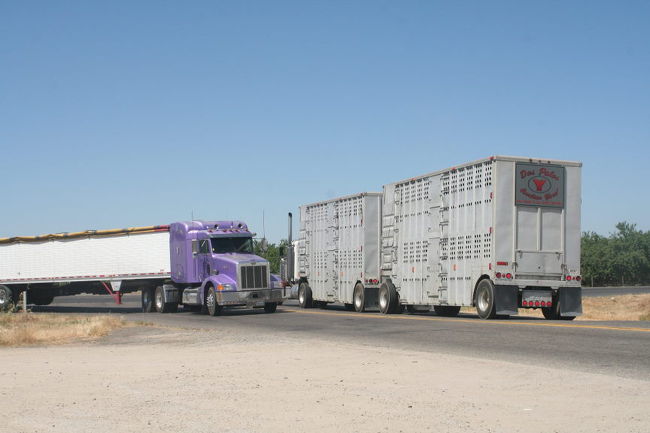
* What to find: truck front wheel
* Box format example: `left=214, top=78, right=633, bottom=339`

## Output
left=206, top=287, right=222, bottom=316
left=298, top=282, right=313, bottom=309
left=475, top=279, right=497, bottom=319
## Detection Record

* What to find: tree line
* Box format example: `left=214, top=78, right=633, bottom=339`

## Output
left=254, top=222, right=650, bottom=287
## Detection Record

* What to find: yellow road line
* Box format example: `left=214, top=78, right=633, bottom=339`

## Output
left=283, top=308, right=650, bottom=333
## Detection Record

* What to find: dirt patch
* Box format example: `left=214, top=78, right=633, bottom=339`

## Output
left=0, top=313, right=131, bottom=346
left=1, top=327, right=648, bottom=433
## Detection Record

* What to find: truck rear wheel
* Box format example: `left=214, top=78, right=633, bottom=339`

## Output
left=264, top=302, right=277, bottom=313
left=475, top=279, right=497, bottom=319
left=298, top=282, right=313, bottom=308
left=0, top=285, right=13, bottom=312
left=142, top=287, right=155, bottom=313
left=433, top=305, right=461, bottom=317
left=206, top=286, right=222, bottom=316
left=155, top=286, right=178, bottom=313
left=378, top=282, right=398, bottom=314
left=353, top=283, right=365, bottom=312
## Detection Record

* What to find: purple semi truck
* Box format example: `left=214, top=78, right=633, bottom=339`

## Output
left=0, top=220, right=284, bottom=315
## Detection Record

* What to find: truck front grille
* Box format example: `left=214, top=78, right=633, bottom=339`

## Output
left=240, top=265, right=268, bottom=290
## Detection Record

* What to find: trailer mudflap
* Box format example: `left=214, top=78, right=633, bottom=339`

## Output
left=560, top=286, right=582, bottom=316
left=495, top=285, right=518, bottom=315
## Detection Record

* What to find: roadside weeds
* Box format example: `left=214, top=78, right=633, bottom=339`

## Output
left=0, top=313, right=142, bottom=347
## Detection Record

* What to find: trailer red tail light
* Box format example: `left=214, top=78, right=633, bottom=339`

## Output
left=506, top=273, right=513, bottom=279
left=576, top=276, right=582, bottom=282
left=566, top=275, right=572, bottom=281
left=496, top=272, right=502, bottom=279
left=522, top=300, right=528, bottom=306
left=534, top=301, right=540, bottom=307
left=540, top=301, right=547, bottom=307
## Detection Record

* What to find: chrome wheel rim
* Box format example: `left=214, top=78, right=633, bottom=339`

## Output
left=379, top=289, right=388, bottom=310
left=478, top=288, right=489, bottom=312
left=0, top=289, right=7, bottom=306
left=155, top=289, right=163, bottom=310
left=207, top=291, right=215, bottom=311
left=299, top=289, right=304, bottom=305
left=354, top=290, right=362, bottom=309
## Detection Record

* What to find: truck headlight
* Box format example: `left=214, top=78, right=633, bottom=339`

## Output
left=217, top=284, right=234, bottom=291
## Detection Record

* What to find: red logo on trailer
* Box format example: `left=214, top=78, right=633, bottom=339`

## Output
left=515, top=163, right=565, bottom=208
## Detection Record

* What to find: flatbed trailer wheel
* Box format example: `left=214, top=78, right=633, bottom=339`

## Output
left=378, top=282, right=398, bottom=314
left=433, top=305, right=461, bottom=317
left=0, top=285, right=13, bottom=312
left=353, top=283, right=365, bottom=313
left=475, top=279, right=497, bottom=320
left=264, top=302, right=277, bottom=313
left=298, top=282, right=313, bottom=309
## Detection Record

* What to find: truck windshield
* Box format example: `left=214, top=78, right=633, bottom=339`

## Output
left=210, top=237, right=254, bottom=254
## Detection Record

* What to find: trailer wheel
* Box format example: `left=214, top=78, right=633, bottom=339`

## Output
left=378, top=282, right=398, bottom=314
left=264, top=302, right=277, bottom=313
left=475, top=279, right=497, bottom=319
left=0, top=285, right=13, bottom=312
left=298, top=282, right=313, bottom=308
left=353, top=283, right=365, bottom=312
left=206, top=286, right=223, bottom=316
left=141, top=288, right=155, bottom=312
left=433, top=305, right=461, bottom=317
left=542, top=299, right=576, bottom=321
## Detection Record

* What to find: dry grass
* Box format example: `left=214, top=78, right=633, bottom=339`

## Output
left=0, top=313, right=128, bottom=347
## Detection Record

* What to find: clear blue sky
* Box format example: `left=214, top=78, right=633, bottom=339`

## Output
left=1, top=1, right=649, bottom=242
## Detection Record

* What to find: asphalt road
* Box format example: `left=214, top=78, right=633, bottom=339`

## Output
left=582, top=285, right=650, bottom=297
left=34, top=293, right=650, bottom=381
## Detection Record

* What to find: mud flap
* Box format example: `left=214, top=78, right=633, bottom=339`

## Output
left=495, top=285, right=518, bottom=315
left=560, top=286, right=582, bottom=317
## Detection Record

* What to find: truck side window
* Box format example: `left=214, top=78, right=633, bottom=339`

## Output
left=199, top=239, right=210, bottom=254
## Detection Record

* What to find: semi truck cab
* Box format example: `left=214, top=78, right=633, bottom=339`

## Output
left=143, top=220, right=283, bottom=315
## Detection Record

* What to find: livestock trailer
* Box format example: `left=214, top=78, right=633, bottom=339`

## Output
left=295, top=156, right=582, bottom=320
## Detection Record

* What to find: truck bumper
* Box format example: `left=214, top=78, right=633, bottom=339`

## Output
left=216, top=289, right=283, bottom=307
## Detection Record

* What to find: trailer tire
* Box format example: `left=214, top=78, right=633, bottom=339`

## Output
left=0, top=285, right=13, bottom=312
left=378, top=282, right=398, bottom=314
left=29, top=292, right=54, bottom=306
left=475, top=279, right=497, bottom=319
left=141, top=288, right=155, bottom=312
left=298, top=282, right=313, bottom=309
left=206, top=286, right=222, bottom=316
left=542, top=299, right=576, bottom=321
left=264, top=302, right=277, bottom=313
left=353, top=283, right=365, bottom=313
left=433, top=305, right=461, bottom=317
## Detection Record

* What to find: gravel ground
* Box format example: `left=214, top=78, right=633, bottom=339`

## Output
left=1, top=323, right=649, bottom=433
